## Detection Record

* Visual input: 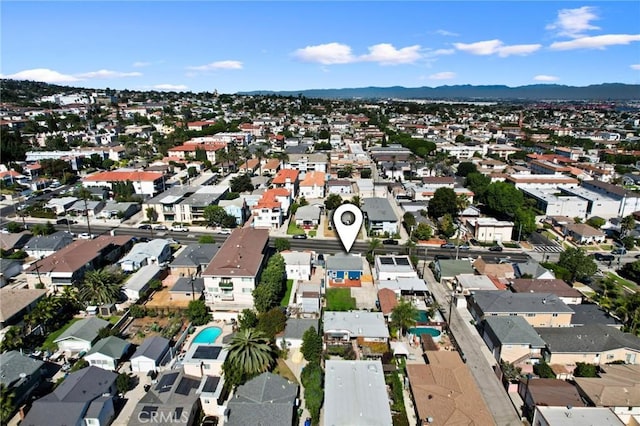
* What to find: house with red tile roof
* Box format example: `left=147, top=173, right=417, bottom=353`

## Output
left=187, top=121, right=215, bottom=131
left=167, top=142, right=226, bottom=163
left=261, top=159, right=281, bottom=176
left=251, top=188, right=292, bottom=229
left=272, top=169, right=300, bottom=196
left=299, top=171, right=326, bottom=199
left=82, top=169, right=165, bottom=196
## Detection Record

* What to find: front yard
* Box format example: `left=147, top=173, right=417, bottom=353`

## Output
left=287, top=220, right=306, bottom=235
left=41, top=317, right=82, bottom=352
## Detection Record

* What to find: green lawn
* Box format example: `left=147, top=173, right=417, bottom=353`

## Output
left=605, top=272, right=638, bottom=293
left=287, top=220, right=305, bottom=235
left=280, top=279, right=294, bottom=307
left=309, top=230, right=317, bottom=238
left=41, top=317, right=82, bottom=351
left=326, top=288, right=356, bottom=311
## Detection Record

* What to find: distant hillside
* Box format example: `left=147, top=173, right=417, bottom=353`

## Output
left=0, top=79, right=84, bottom=103
left=239, top=83, right=640, bottom=101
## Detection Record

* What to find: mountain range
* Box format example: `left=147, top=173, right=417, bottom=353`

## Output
left=239, top=83, right=640, bottom=101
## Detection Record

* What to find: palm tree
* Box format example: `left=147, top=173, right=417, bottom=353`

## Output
left=368, top=238, right=382, bottom=258
left=76, top=187, right=94, bottom=237
left=0, top=384, right=15, bottom=425
left=254, top=146, right=265, bottom=175
left=455, top=194, right=470, bottom=216
left=225, top=329, right=276, bottom=377
left=0, top=326, right=23, bottom=352
left=390, top=299, right=418, bottom=338
left=79, top=268, right=123, bottom=305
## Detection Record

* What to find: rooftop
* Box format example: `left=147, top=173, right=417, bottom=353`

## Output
left=472, top=290, right=574, bottom=314
left=202, top=228, right=269, bottom=277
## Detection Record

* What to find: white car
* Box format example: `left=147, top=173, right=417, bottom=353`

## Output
left=171, top=225, right=189, bottom=232
left=153, top=224, right=168, bottom=231
left=78, top=233, right=94, bottom=239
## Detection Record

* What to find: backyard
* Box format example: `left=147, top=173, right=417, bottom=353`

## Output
left=280, top=279, right=294, bottom=307
left=41, top=317, right=82, bottom=352
left=325, top=288, right=356, bottom=311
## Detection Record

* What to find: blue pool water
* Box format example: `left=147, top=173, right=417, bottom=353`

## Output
left=415, top=310, right=429, bottom=323
left=192, top=326, right=222, bottom=344
left=408, top=327, right=441, bottom=338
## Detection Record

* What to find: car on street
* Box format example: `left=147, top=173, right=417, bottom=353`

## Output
left=78, top=233, right=94, bottom=239
left=293, top=234, right=307, bottom=239
left=458, top=244, right=470, bottom=250
left=216, top=228, right=232, bottom=235
left=383, top=239, right=399, bottom=245
left=153, top=224, right=168, bottom=231
left=594, top=253, right=615, bottom=262
left=440, top=243, right=456, bottom=249
left=489, top=245, right=503, bottom=252
left=611, top=247, right=627, bottom=255
left=138, top=224, right=152, bottom=230
left=434, top=254, right=451, bottom=261
left=171, top=225, right=189, bottom=232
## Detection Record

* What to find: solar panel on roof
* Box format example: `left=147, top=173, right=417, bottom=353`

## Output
left=155, top=372, right=179, bottom=392
left=379, top=257, right=394, bottom=265
left=139, top=406, right=158, bottom=419
left=395, top=258, right=410, bottom=265
left=202, top=376, right=221, bottom=393
left=193, top=345, right=222, bottom=359
left=175, top=377, right=200, bottom=395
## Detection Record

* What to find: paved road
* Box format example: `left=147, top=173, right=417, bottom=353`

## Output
left=423, top=263, right=522, bottom=426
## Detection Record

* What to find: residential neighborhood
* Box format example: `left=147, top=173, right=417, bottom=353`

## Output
left=2, top=80, right=640, bottom=426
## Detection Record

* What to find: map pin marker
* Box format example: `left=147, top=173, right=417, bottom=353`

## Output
left=333, top=203, right=363, bottom=253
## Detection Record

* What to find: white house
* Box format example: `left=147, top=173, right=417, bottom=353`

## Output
left=84, top=336, right=130, bottom=371
left=130, top=336, right=171, bottom=373
left=467, top=217, right=514, bottom=243
left=123, top=264, right=163, bottom=302
left=82, top=169, right=165, bottom=197
left=375, top=255, right=418, bottom=281
left=281, top=251, right=312, bottom=281
left=54, top=317, right=109, bottom=354
left=299, top=171, right=326, bottom=199
left=202, top=228, right=269, bottom=310
left=327, top=179, right=353, bottom=195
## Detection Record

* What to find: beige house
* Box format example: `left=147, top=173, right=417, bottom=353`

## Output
left=467, top=217, right=514, bottom=243
left=468, top=291, right=574, bottom=327
left=562, top=223, right=606, bottom=245
left=536, top=324, right=640, bottom=366
left=481, top=316, right=546, bottom=364
left=574, top=364, right=640, bottom=424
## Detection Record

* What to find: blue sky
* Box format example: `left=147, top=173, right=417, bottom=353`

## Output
left=2, top=1, right=639, bottom=94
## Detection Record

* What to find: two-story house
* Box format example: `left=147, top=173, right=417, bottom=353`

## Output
left=202, top=228, right=269, bottom=310
left=361, top=197, right=399, bottom=236
left=299, top=171, right=326, bottom=199
left=271, top=169, right=300, bottom=197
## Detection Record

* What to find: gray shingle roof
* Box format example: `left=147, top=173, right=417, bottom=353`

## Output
left=170, top=277, right=205, bottom=293
left=0, top=351, right=45, bottom=388
left=536, top=324, right=640, bottom=353
left=283, top=318, right=319, bottom=340
left=361, top=197, right=397, bottom=222
left=169, top=244, right=220, bottom=268
left=326, top=253, right=363, bottom=271
left=24, top=231, right=73, bottom=252
left=226, top=372, right=298, bottom=426
left=86, top=335, right=130, bottom=359
left=472, top=291, right=574, bottom=314
left=482, top=316, right=546, bottom=347
left=131, top=336, right=170, bottom=362
left=570, top=303, right=622, bottom=327
left=54, top=317, right=109, bottom=344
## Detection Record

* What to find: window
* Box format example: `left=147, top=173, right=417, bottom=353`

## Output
left=607, top=354, right=615, bottom=360
left=526, top=313, right=535, bottom=317
left=552, top=313, right=559, bottom=317
left=242, top=288, right=252, bottom=294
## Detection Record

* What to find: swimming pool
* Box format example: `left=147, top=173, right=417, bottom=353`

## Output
left=192, top=326, right=222, bottom=344
left=415, top=310, right=429, bottom=323
left=408, top=327, right=441, bottom=338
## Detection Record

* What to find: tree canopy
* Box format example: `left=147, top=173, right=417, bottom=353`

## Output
left=485, top=181, right=524, bottom=216
left=557, top=247, right=598, bottom=283
left=428, top=187, right=458, bottom=219
left=455, top=162, right=478, bottom=177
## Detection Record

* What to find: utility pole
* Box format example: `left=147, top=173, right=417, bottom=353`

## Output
left=422, top=247, right=428, bottom=278
left=448, top=291, right=455, bottom=325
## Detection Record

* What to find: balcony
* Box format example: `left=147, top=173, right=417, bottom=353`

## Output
left=219, top=281, right=234, bottom=290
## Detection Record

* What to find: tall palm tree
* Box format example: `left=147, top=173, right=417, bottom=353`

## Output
left=390, top=299, right=418, bottom=338
left=76, top=187, right=94, bottom=237
left=78, top=268, right=123, bottom=305
left=455, top=194, right=470, bottom=216
left=254, top=146, right=265, bottom=175
left=368, top=238, right=382, bottom=258
left=225, top=329, right=275, bottom=377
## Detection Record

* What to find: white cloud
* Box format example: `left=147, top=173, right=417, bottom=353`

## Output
left=153, top=84, right=188, bottom=91
left=359, top=43, right=422, bottom=65
left=454, top=39, right=541, bottom=57
left=428, top=71, right=456, bottom=80
left=631, top=64, right=640, bottom=70
left=1, top=68, right=81, bottom=83
left=497, top=44, right=542, bottom=57
left=133, top=61, right=151, bottom=68
left=435, top=29, right=459, bottom=37
left=534, top=75, right=560, bottom=82
left=550, top=34, right=640, bottom=50
left=292, top=42, right=354, bottom=65
left=76, top=69, right=142, bottom=79
left=187, top=60, right=243, bottom=71
left=546, top=6, right=599, bottom=38
left=432, top=48, right=455, bottom=56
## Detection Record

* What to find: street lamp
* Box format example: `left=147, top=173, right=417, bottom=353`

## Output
left=190, top=274, right=196, bottom=301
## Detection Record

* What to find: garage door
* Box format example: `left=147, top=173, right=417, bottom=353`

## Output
left=132, top=359, right=156, bottom=373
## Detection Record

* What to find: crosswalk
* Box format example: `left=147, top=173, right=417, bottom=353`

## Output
left=534, top=244, right=564, bottom=253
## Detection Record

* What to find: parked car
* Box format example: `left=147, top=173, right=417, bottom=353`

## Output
left=611, top=247, right=627, bottom=255
left=293, top=234, right=307, bottom=239
left=153, top=224, right=168, bottom=231
left=383, top=239, right=399, bottom=245
left=458, top=244, right=470, bottom=250
left=489, top=245, right=503, bottom=252
left=440, top=243, right=456, bottom=249
left=216, top=228, right=232, bottom=235
left=78, top=233, right=94, bottom=239
left=434, top=254, right=451, bottom=261
left=171, top=225, right=189, bottom=232
left=594, top=252, right=615, bottom=262
left=138, top=224, right=152, bottom=230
